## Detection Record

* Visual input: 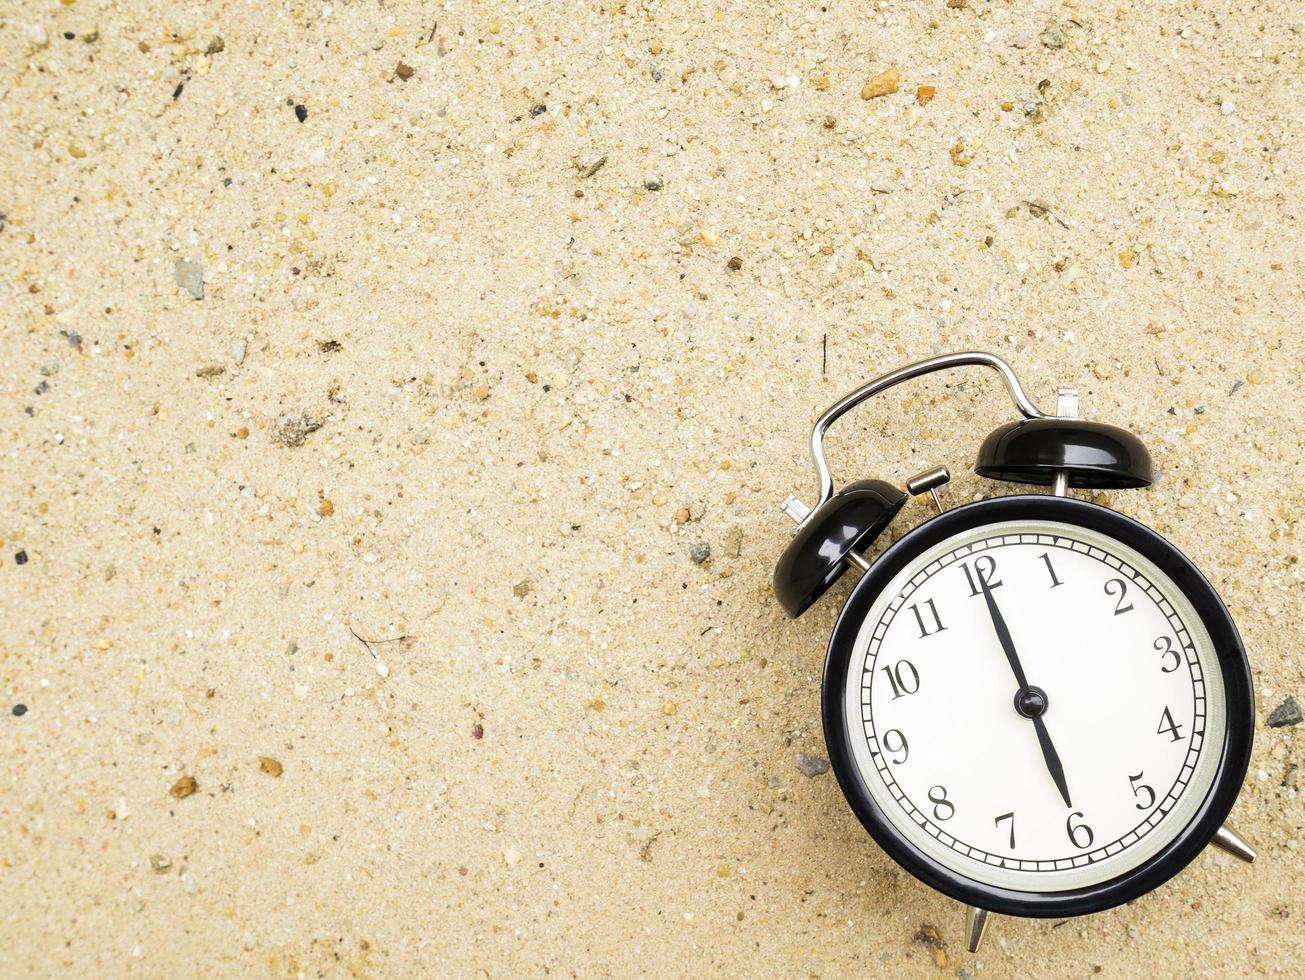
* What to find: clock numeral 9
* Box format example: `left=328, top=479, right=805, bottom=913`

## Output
left=880, top=660, right=920, bottom=699
left=1129, top=772, right=1156, bottom=811
left=960, top=555, right=1002, bottom=596
left=1104, top=577, right=1135, bottom=615
left=994, top=811, right=1016, bottom=849
left=927, top=785, right=954, bottom=822
left=1065, top=811, right=1095, bottom=849
left=881, top=728, right=909, bottom=765
left=1153, top=635, right=1181, bottom=673
left=1157, top=706, right=1184, bottom=742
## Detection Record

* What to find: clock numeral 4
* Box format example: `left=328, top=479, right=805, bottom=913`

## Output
left=1153, top=635, right=1181, bottom=673
left=1104, top=577, right=1135, bottom=615
left=1129, top=772, right=1156, bottom=811
left=1157, top=706, right=1184, bottom=743
left=960, top=555, right=1002, bottom=596
left=1039, top=552, right=1063, bottom=588
left=994, top=811, right=1016, bottom=849
left=881, top=728, right=909, bottom=765
left=880, top=660, right=920, bottom=700
left=1066, top=811, right=1095, bottom=849
left=908, top=598, right=946, bottom=638
left=928, top=785, right=955, bottom=822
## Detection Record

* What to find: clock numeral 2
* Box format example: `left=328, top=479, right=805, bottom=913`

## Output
left=1066, top=811, right=1095, bottom=849
left=960, top=555, right=1002, bottom=596
left=908, top=598, right=946, bottom=638
left=880, top=660, right=920, bottom=699
left=928, top=785, right=955, bottom=822
left=1157, top=706, right=1184, bottom=742
left=1104, top=577, right=1134, bottom=615
left=1129, top=772, right=1156, bottom=811
left=881, top=728, right=909, bottom=764
left=1039, top=552, right=1063, bottom=588
left=994, top=811, right=1016, bottom=849
left=1154, top=635, right=1181, bottom=673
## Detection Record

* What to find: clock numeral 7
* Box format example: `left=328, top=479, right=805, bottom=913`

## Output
left=908, top=598, right=946, bottom=638
left=1157, top=706, right=1184, bottom=742
left=960, top=555, right=1002, bottom=596
left=994, top=811, right=1016, bottom=849
left=880, top=660, right=920, bottom=699
left=1129, top=772, right=1156, bottom=811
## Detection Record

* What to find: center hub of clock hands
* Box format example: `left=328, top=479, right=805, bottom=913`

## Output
left=1013, top=685, right=1049, bottom=719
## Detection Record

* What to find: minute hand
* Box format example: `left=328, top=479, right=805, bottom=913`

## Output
left=980, top=585, right=1073, bottom=808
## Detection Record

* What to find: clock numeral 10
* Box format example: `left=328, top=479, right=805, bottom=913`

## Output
left=927, top=785, right=954, bottom=821
left=994, top=811, right=1016, bottom=849
left=1066, top=811, right=1095, bottom=849
left=960, top=555, right=1002, bottom=596
left=1157, top=706, right=1184, bottom=742
left=908, top=598, right=946, bottom=638
left=880, top=660, right=920, bottom=699
left=1129, top=772, right=1156, bottom=810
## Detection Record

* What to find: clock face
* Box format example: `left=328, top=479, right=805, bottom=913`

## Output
left=841, top=518, right=1228, bottom=893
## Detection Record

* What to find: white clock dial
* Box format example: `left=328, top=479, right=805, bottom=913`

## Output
left=843, top=519, right=1227, bottom=892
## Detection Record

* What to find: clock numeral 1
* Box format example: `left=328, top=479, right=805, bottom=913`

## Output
left=1129, top=772, right=1156, bottom=810
left=1153, top=635, right=1181, bottom=673
left=880, top=660, right=920, bottom=699
left=1157, top=706, right=1184, bottom=742
left=1104, top=577, right=1134, bottom=615
left=1039, top=552, right=1063, bottom=588
left=1066, top=811, right=1095, bottom=849
left=881, top=728, right=909, bottom=764
left=908, top=598, right=946, bottom=638
left=927, top=785, right=955, bottom=822
left=994, top=811, right=1016, bottom=849
left=960, top=555, right=1002, bottom=596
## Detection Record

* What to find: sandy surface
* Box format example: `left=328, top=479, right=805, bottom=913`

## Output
left=2, top=0, right=1302, bottom=976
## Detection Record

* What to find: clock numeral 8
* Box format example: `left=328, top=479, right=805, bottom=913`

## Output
left=927, top=785, right=955, bottom=822
left=1066, top=811, right=1095, bottom=849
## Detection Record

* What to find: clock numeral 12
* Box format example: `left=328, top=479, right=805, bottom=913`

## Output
left=994, top=811, right=1016, bottom=849
left=1157, top=706, right=1184, bottom=742
left=880, top=660, right=920, bottom=699
left=960, top=555, right=1002, bottom=596
left=908, top=598, right=945, bottom=638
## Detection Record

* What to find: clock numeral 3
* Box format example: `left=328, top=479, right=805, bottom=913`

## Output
left=994, top=811, right=1016, bottom=849
left=1066, top=811, right=1095, bottom=849
left=1129, top=772, right=1156, bottom=811
left=1157, top=706, right=1184, bottom=742
left=1104, top=577, right=1134, bottom=615
left=1153, top=635, right=1181, bottom=673
left=1039, top=552, right=1063, bottom=588
left=880, top=660, right=920, bottom=699
left=960, top=555, right=1002, bottom=596
left=927, top=785, right=955, bottom=821
left=908, top=598, right=946, bottom=638
left=881, top=728, right=909, bottom=764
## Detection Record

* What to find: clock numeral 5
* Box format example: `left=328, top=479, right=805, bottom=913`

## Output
left=1153, top=635, right=1181, bottom=673
left=1066, top=811, right=1095, bottom=849
left=908, top=598, right=946, bottom=638
left=880, top=660, right=920, bottom=700
left=1104, top=577, right=1135, bottom=615
left=1157, top=706, right=1184, bottom=742
left=1129, top=772, right=1156, bottom=811
left=927, top=785, right=955, bottom=821
left=960, top=555, right=1002, bottom=596
left=881, top=728, right=909, bottom=765
left=994, top=811, right=1016, bottom=849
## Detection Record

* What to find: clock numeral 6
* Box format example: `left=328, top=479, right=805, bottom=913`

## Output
left=1153, top=635, right=1181, bottom=673
left=1066, top=811, right=1095, bottom=849
left=881, top=728, right=909, bottom=765
left=1104, top=577, right=1135, bottom=615
left=1129, top=772, right=1156, bottom=811
left=960, top=555, right=1002, bottom=596
left=1157, top=706, right=1184, bottom=743
left=880, top=660, right=920, bottom=699
left=927, top=785, right=955, bottom=822
left=994, top=811, right=1016, bottom=849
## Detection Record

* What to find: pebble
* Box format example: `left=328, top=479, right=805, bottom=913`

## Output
left=173, top=259, right=204, bottom=300
left=644, top=177, right=663, bottom=191
left=870, top=178, right=897, bottom=194
left=795, top=753, right=830, bottom=777
left=170, top=775, right=198, bottom=799
left=271, top=411, right=325, bottom=448
left=230, top=339, right=246, bottom=366
left=861, top=67, right=900, bottom=100
left=1221, top=99, right=1236, bottom=116
left=689, top=542, right=711, bottom=564
left=1267, top=697, right=1301, bottom=728
left=512, top=579, right=533, bottom=597
left=150, top=854, right=172, bottom=873
left=258, top=756, right=284, bottom=777
left=11, top=704, right=27, bottom=716
left=1040, top=23, right=1067, bottom=49
left=14, top=550, right=28, bottom=565
left=25, top=24, right=49, bottom=48
left=294, top=104, right=308, bottom=123
left=395, top=62, right=415, bottom=80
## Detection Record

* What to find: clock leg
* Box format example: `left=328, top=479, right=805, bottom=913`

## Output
left=965, top=905, right=991, bottom=953
left=1211, top=823, right=1257, bottom=863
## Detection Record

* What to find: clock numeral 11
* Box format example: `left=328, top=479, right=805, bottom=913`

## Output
left=908, top=598, right=945, bottom=638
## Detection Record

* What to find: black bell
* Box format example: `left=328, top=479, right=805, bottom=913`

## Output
left=773, top=480, right=906, bottom=618
left=975, top=418, right=1154, bottom=490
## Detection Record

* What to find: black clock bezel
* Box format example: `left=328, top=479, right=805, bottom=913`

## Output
left=821, top=494, right=1254, bottom=918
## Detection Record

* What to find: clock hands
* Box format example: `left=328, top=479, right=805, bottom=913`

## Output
left=979, top=584, right=1073, bottom=808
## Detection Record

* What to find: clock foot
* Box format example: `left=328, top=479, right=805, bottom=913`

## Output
left=1211, top=824, right=1256, bottom=863
left=965, top=905, right=991, bottom=953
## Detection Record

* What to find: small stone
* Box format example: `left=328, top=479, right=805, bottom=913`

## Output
left=1092, top=362, right=1113, bottom=380
left=318, top=498, right=334, bottom=517
left=12, top=704, right=27, bottom=716
left=395, top=62, right=414, bottom=80
left=644, top=177, right=662, bottom=191
left=861, top=67, right=900, bottom=100
left=230, top=339, right=246, bottom=365
left=258, top=756, right=283, bottom=777
left=529, top=104, right=547, bottom=117
left=14, top=550, right=28, bottom=566
left=1267, top=697, right=1302, bottom=728
left=662, top=702, right=678, bottom=716
left=726, top=256, right=742, bottom=271
left=673, top=507, right=690, bottom=525
left=1040, top=23, right=1067, bottom=49
left=870, top=178, right=897, bottom=194
left=795, top=753, right=830, bottom=777
left=512, top=579, right=533, bottom=598
left=916, top=85, right=935, bottom=106
left=294, top=104, right=308, bottom=122
left=946, top=0, right=966, bottom=8
left=149, top=853, right=172, bottom=873
left=205, top=37, right=225, bottom=55
left=271, top=410, right=325, bottom=448
left=503, top=847, right=521, bottom=867
left=1118, top=250, right=1135, bottom=269
left=723, top=527, right=743, bottom=558
left=689, top=541, right=711, bottom=564
left=169, top=775, right=198, bottom=799
left=1221, top=99, right=1235, bottom=116
left=195, top=365, right=225, bottom=379
left=25, top=24, right=49, bottom=48
left=471, top=722, right=484, bottom=739
left=174, top=259, right=204, bottom=299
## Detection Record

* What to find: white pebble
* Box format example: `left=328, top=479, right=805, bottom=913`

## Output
left=1221, top=99, right=1235, bottom=116
left=375, top=660, right=390, bottom=678
left=25, top=25, right=49, bottom=48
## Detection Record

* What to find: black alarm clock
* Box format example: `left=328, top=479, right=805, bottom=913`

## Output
left=772, top=352, right=1255, bottom=951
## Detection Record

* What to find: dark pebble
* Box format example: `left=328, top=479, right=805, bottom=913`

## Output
left=14, top=550, right=27, bottom=565
left=12, top=704, right=27, bottom=717
left=529, top=103, right=547, bottom=117
left=727, top=256, right=742, bottom=271
left=644, top=178, right=662, bottom=191
left=472, top=723, right=484, bottom=739
left=294, top=104, right=308, bottom=123
left=689, top=542, right=711, bottom=564
left=1267, top=696, right=1302, bottom=728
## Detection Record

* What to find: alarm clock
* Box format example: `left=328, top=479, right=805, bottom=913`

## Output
left=772, top=352, right=1255, bottom=952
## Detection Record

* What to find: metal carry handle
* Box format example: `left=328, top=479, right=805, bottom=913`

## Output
left=790, top=352, right=1051, bottom=523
